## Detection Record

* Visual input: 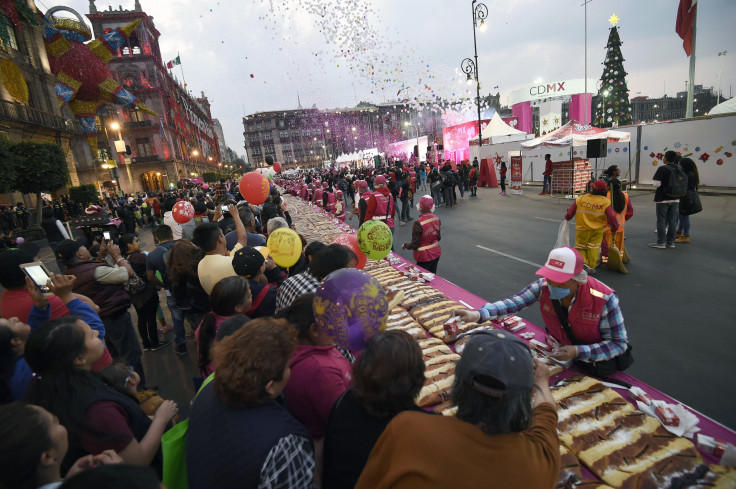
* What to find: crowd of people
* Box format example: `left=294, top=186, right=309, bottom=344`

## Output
left=0, top=150, right=700, bottom=488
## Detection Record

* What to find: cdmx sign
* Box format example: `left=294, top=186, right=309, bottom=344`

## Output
left=529, top=82, right=566, bottom=97
left=508, top=78, right=597, bottom=106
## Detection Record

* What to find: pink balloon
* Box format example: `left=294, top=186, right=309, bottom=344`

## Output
left=331, top=234, right=367, bottom=269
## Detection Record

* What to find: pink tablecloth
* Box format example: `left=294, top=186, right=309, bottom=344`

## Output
left=390, top=251, right=735, bottom=466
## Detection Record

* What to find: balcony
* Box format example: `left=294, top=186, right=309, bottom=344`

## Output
left=124, top=120, right=153, bottom=129
left=0, top=99, right=81, bottom=133
left=132, top=155, right=161, bottom=163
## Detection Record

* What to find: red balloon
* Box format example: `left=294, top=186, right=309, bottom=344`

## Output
left=273, top=162, right=282, bottom=173
left=239, top=171, right=269, bottom=205
left=172, top=201, right=194, bottom=224
left=331, top=234, right=367, bottom=270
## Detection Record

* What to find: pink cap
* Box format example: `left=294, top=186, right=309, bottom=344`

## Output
left=590, top=180, right=607, bottom=192
left=374, top=175, right=386, bottom=186
left=357, top=180, right=368, bottom=190
left=535, top=247, right=584, bottom=283
left=322, top=182, right=328, bottom=188
left=335, top=190, right=343, bottom=198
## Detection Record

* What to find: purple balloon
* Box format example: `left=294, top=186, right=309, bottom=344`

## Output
left=313, top=268, right=388, bottom=353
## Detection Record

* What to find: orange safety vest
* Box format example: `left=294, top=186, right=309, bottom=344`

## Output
left=604, top=191, right=629, bottom=235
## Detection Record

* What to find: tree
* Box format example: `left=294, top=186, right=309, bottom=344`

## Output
left=11, top=142, right=70, bottom=225
left=594, top=25, right=633, bottom=128
left=68, top=184, right=99, bottom=206
left=0, top=138, right=18, bottom=193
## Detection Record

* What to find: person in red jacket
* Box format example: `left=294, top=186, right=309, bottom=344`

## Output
left=364, top=175, right=396, bottom=249
left=540, top=153, right=553, bottom=195
left=401, top=195, right=441, bottom=273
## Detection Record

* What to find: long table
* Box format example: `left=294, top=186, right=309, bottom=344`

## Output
left=284, top=191, right=735, bottom=468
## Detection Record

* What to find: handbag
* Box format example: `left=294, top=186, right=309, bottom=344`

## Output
left=161, top=373, right=214, bottom=489
left=124, top=274, right=147, bottom=295
left=551, top=300, right=633, bottom=377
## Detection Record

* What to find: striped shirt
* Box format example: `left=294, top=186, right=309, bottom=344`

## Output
left=477, top=278, right=627, bottom=362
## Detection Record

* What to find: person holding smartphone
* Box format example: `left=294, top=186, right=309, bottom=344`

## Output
left=56, top=238, right=147, bottom=388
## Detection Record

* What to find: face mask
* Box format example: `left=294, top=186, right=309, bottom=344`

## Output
left=548, top=285, right=571, bottom=300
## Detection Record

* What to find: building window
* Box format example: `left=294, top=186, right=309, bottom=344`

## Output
left=136, top=138, right=152, bottom=157
left=1, top=19, right=18, bottom=50
left=129, top=109, right=146, bottom=122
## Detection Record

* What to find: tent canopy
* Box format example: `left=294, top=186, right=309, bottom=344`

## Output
left=521, top=119, right=631, bottom=149
left=708, top=98, right=736, bottom=115
left=471, top=112, right=532, bottom=145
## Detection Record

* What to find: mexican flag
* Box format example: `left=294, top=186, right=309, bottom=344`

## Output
left=166, top=55, right=181, bottom=69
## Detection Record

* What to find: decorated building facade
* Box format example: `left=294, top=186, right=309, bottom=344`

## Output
left=0, top=0, right=90, bottom=203
left=243, top=101, right=446, bottom=168
left=80, top=1, right=220, bottom=193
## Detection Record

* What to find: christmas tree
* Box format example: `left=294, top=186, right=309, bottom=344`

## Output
left=594, top=19, right=632, bottom=127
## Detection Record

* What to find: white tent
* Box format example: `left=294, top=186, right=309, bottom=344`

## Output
left=475, top=112, right=532, bottom=144
left=708, top=98, right=736, bottom=115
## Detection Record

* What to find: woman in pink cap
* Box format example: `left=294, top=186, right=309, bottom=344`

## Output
left=453, top=246, right=631, bottom=374
left=401, top=195, right=441, bottom=273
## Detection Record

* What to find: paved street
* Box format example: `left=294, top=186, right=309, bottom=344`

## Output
left=390, top=185, right=736, bottom=429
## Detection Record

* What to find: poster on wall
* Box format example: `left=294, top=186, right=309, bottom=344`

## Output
left=510, top=156, right=523, bottom=195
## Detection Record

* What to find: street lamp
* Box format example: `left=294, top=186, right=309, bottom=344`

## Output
left=718, top=51, right=727, bottom=105
left=461, top=57, right=483, bottom=148
left=109, top=120, right=135, bottom=194
left=468, top=0, right=488, bottom=148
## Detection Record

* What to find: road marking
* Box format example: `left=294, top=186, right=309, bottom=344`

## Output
left=534, top=217, right=561, bottom=222
left=476, top=245, right=543, bottom=268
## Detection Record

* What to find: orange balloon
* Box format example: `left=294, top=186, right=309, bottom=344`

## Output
left=239, top=171, right=269, bottom=205
left=331, top=233, right=367, bottom=269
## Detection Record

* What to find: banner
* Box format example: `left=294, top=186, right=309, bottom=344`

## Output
left=510, top=156, right=523, bottom=195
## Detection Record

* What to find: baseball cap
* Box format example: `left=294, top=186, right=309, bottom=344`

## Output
left=356, top=180, right=368, bottom=190
left=456, top=330, right=533, bottom=397
left=232, top=246, right=265, bottom=278
left=56, top=238, right=87, bottom=264
left=590, top=180, right=607, bottom=192
left=535, top=247, right=583, bottom=283
left=374, top=175, right=386, bottom=186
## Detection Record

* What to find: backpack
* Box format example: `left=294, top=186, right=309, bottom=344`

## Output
left=469, top=168, right=478, bottom=180
left=664, top=164, right=688, bottom=198
left=442, top=172, right=453, bottom=186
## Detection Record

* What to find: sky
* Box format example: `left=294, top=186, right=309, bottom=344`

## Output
left=41, top=0, right=736, bottom=157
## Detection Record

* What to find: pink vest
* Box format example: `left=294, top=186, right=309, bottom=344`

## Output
left=325, top=192, right=336, bottom=212
left=314, top=188, right=324, bottom=206
left=372, top=191, right=395, bottom=228
left=539, top=277, right=612, bottom=346
left=414, top=213, right=441, bottom=262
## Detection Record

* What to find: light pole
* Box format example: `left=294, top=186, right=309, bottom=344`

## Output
left=404, top=121, right=419, bottom=162
left=461, top=57, right=482, bottom=149
left=110, top=121, right=135, bottom=194
left=470, top=0, right=488, bottom=148
left=581, top=0, right=593, bottom=124
left=718, top=51, right=727, bottom=105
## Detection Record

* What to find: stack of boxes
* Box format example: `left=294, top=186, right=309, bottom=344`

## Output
left=550, top=159, right=591, bottom=194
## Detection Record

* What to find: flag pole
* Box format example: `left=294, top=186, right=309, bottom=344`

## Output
left=178, top=51, right=187, bottom=89
left=685, top=7, right=697, bottom=118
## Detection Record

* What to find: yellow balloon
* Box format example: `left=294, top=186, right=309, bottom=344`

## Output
left=266, top=228, right=301, bottom=268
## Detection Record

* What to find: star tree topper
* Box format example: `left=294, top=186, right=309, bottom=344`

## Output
left=609, top=14, right=620, bottom=26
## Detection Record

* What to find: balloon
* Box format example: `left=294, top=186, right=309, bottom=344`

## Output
left=313, top=268, right=388, bottom=352
left=172, top=201, right=194, bottom=224
left=356, top=221, right=393, bottom=260
left=239, top=171, right=269, bottom=205
left=266, top=228, right=301, bottom=268
left=201, top=183, right=210, bottom=190
left=15, top=237, right=24, bottom=245
left=265, top=155, right=274, bottom=166
left=141, top=202, right=147, bottom=208
left=257, top=166, right=276, bottom=179
left=254, top=246, right=270, bottom=259
left=331, top=233, right=367, bottom=269
left=273, top=161, right=282, bottom=173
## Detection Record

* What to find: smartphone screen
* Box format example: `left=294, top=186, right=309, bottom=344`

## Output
left=103, top=231, right=111, bottom=241
left=221, top=205, right=229, bottom=213
left=21, top=263, right=51, bottom=294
